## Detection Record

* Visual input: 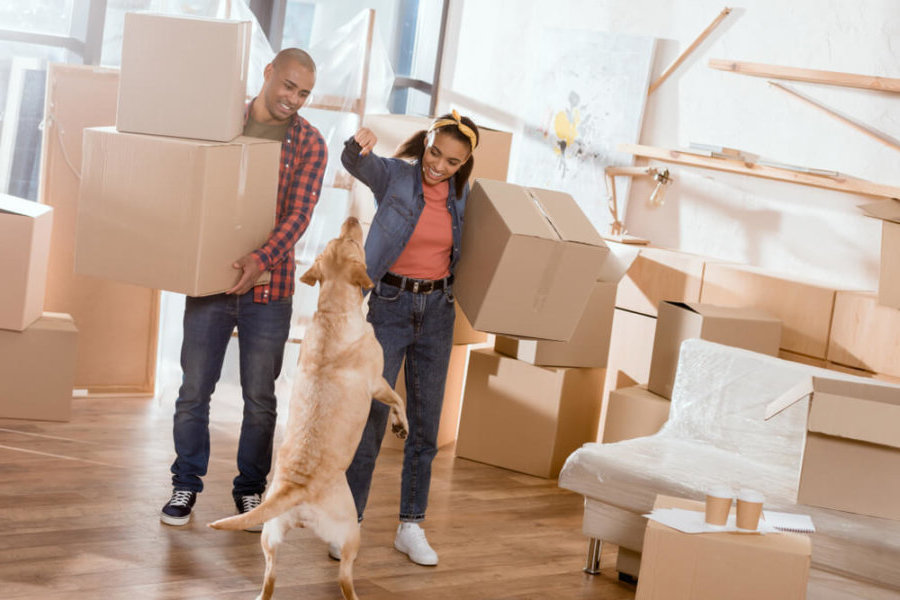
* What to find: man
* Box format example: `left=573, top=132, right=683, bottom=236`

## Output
left=160, top=48, right=327, bottom=529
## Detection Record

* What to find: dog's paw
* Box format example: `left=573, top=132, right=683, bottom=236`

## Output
left=391, top=421, right=409, bottom=440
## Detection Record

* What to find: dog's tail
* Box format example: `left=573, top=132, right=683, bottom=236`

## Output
left=207, top=483, right=307, bottom=531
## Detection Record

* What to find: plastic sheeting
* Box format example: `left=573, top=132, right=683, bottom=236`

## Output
left=559, top=338, right=900, bottom=590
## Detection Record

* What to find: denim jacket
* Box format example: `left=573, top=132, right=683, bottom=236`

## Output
left=341, top=137, right=468, bottom=284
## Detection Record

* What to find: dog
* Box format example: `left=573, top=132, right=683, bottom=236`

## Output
left=209, top=216, right=409, bottom=600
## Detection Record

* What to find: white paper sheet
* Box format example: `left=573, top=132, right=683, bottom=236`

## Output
left=644, top=508, right=779, bottom=535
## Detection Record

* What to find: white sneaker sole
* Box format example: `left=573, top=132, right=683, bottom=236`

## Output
left=160, top=511, right=192, bottom=526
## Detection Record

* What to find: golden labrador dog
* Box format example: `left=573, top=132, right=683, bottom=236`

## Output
left=209, top=216, right=409, bottom=600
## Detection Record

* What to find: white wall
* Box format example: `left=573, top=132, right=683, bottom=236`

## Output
left=439, top=0, right=900, bottom=290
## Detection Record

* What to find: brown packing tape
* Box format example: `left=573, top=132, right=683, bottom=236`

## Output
left=525, top=187, right=564, bottom=241
left=524, top=187, right=566, bottom=314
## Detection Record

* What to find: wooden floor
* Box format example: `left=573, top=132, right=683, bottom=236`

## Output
left=0, top=390, right=636, bottom=599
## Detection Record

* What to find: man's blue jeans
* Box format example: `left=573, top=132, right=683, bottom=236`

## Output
left=346, top=279, right=455, bottom=522
left=170, top=291, right=292, bottom=500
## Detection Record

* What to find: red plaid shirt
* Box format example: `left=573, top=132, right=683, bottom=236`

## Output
left=247, top=104, right=327, bottom=303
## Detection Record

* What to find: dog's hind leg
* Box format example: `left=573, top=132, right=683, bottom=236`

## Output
left=257, top=514, right=290, bottom=600
left=307, top=479, right=361, bottom=600
left=373, top=377, right=409, bottom=439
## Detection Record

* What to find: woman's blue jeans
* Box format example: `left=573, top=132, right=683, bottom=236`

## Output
left=346, top=279, right=455, bottom=522
left=169, top=292, right=292, bottom=500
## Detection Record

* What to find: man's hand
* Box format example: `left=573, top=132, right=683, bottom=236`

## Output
left=354, top=127, right=377, bottom=156
left=226, top=253, right=265, bottom=296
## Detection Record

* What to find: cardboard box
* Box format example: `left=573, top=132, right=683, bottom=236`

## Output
left=860, top=200, right=900, bottom=309
left=77, top=127, right=279, bottom=296
left=636, top=495, right=810, bottom=600
left=700, top=262, right=838, bottom=358
left=350, top=114, right=513, bottom=225
left=0, top=194, right=53, bottom=331
left=493, top=246, right=637, bottom=368
left=828, top=291, right=900, bottom=379
left=616, top=246, right=706, bottom=317
left=599, top=308, right=658, bottom=441
left=767, top=375, right=900, bottom=520
left=382, top=345, right=469, bottom=450
left=453, top=303, right=487, bottom=345
left=455, top=349, right=605, bottom=478
left=648, top=302, right=781, bottom=399
left=602, top=385, right=669, bottom=443
left=455, top=179, right=610, bottom=341
left=117, top=12, right=250, bottom=142
left=0, top=313, right=78, bottom=421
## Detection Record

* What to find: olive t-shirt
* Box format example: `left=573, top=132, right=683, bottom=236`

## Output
left=243, top=113, right=291, bottom=141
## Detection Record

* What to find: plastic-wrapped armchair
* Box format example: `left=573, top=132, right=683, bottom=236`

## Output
left=559, top=339, right=900, bottom=599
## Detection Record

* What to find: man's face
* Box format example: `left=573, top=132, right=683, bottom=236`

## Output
left=260, top=59, right=315, bottom=123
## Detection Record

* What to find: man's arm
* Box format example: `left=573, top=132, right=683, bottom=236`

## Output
left=226, top=129, right=327, bottom=295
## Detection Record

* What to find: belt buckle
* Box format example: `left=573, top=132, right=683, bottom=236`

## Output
left=412, top=280, right=420, bottom=293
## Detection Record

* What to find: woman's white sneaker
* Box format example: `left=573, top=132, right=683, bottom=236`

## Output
left=393, top=522, right=438, bottom=566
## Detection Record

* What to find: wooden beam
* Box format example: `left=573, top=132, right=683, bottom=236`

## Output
left=769, top=81, right=900, bottom=153
left=648, top=7, right=732, bottom=95
left=709, top=58, right=900, bottom=93
left=619, top=143, right=900, bottom=200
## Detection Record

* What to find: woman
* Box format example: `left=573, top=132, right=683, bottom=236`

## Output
left=339, top=110, right=479, bottom=566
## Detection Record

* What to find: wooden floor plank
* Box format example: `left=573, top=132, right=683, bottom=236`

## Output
left=0, top=391, right=634, bottom=599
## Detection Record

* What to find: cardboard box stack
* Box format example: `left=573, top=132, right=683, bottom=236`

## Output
left=0, top=194, right=78, bottom=421
left=453, top=181, right=613, bottom=477
left=600, top=246, right=706, bottom=442
left=636, top=495, right=810, bottom=599
left=76, top=13, right=280, bottom=297
left=766, top=376, right=900, bottom=520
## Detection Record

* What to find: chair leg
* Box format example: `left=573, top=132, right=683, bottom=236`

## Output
left=583, top=538, right=603, bottom=575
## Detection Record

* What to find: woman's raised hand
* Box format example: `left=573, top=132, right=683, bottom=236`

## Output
left=354, top=127, right=378, bottom=156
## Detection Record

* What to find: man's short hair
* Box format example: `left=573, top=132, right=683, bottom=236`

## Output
left=272, top=48, right=316, bottom=73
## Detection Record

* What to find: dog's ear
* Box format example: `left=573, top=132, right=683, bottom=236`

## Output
left=299, top=261, right=322, bottom=286
left=351, top=261, right=374, bottom=291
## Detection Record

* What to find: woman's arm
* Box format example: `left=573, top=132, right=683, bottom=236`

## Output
left=341, top=128, right=392, bottom=198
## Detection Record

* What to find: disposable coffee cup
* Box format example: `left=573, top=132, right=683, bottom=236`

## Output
left=736, top=489, right=764, bottom=530
left=704, top=485, right=733, bottom=526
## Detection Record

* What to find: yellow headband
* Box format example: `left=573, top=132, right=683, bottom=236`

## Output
left=427, top=109, right=478, bottom=150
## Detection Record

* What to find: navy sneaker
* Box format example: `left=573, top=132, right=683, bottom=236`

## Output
left=235, top=493, right=263, bottom=532
left=160, top=489, right=197, bottom=526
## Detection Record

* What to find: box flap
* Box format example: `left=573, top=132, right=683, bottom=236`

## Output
left=860, top=199, right=900, bottom=224
left=682, top=301, right=779, bottom=323
left=472, top=179, right=561, bottom=241
left=597, top=241, right=640, bottom=283
left=809, top=392, right=900, bottom=448
left=765, top=376, right=814, bottom=419
left=527, top=186, right=606, bottom=248
left=0, top=193, right=53, bottom=219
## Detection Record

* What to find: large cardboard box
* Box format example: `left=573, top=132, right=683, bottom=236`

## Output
left=0, top=195, right=53, bottom=331
left=382, top=345, right=469, bottom=450
left=117, top=13, right=250, bottom=142
left=455, top=179, right=610, bottom=341
left=860, top=200, right=900, bottom=309
left=767, top=376, right=900, bottom=520
left=493, top=247, right=637, bottom=368
left=648, top=302, right=781, bottom=399
left=599, top=308, right=658, bottom=441
left=77, top=127, right=279, bottom=296
left=828, top=291, right=900, bottom=379
left=453, top=303, right=487, bottom=345
left=455, top=348, right=605, bottom=478
left=0, top=313, right=78, bottom=421
left=616, top=246, right=706, bottom=317
left=636, top=495, right=810, bottom=600
left=602, top=385, right=670, bottom=443
left=700, top=262, right=838, bottom=359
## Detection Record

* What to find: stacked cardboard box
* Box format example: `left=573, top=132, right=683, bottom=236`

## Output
left=0, top=195, right=78, bottom=421
left=600, top=246, right=707, bottom=442
left=453, top=181, right=614, bottom=476
left=76, top=13, right=280, bottom=297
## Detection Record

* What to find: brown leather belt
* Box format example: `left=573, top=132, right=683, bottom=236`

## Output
left=381, top=272, right=453, bottom=294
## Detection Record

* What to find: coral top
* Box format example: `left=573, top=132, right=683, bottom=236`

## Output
left=389, top=179, right=452, bottom=280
